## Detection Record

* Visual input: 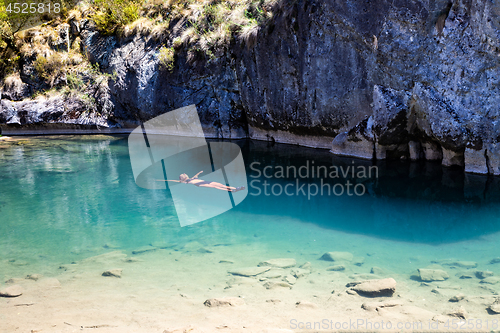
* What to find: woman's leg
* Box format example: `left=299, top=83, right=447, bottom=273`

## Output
left=197, top=182, right=236, bottom=191
left=215, top=184, right=245, bottom=192
left=212, top=183, right=236, bottom=191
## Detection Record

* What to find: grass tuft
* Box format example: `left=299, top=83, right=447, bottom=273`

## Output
left=158, top=46, right=175, bottom=71
left=34, top=52, right=65, bottom=86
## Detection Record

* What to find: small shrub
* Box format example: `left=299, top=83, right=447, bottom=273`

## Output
left=150, top=22, right=169, bottom=42
left=158, top=46, right=175, bottom=71
left=71, top=37, right=81, bottom=52
left=172, top=36, right=182, bottom=49
left=123, top=3, right=140, bottom=22
left=92, top=0, right=140, bottom=36
left=244, top=5, right=266, bottom=24
left=66, top=72, right=84, bottom=90
left=34, top=55, right=48, bottom=77
left=79, top=93, right=97, bottom=110
left=34, top=52, right=65, bottom=86
left=92, top=12, right=113, bottom=36
left=123, top=17, right=155, bottom=38
left=181, top=26, right=198, bottom=45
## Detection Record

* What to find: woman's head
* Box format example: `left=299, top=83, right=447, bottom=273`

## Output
left=179, top=173, right=189, bottom=182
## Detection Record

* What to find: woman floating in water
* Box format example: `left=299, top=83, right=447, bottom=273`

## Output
left=157, top=171, right=245, bottom=192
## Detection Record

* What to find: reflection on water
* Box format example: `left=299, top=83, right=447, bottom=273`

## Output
left=1, top=135, right=500, bottom=276
left=239, top=140, right=500, bottom=243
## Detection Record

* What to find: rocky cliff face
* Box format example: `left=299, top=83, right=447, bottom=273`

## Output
left=1, top=0, right=500, bottom=175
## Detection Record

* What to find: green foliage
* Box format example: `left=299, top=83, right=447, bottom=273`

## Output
left=0, top=4, right=7, bottom=21
left=183, top=0, right=271, bottom=59
left=66, top=71, right=84, bottom=90
left=2, top=0, right=67, bottom=33
left=123, top=3, right=139, bottom=22
left=60, top=63, right=115, bottom=112
left=244, top=4, right=266, bottom=24
left=188, top=2, right=230, bottom=37
left=71, top=36, right=81, bottom=52
left=78, top=93, right=97, bottom=110
left=158, top=46, right=175, bottom=71
left=0, top=0, right=277, bottom=82
left=203, top=3, right=226, bottom=29
left=34, top=55, right=48, bottom=76
left=0, top=4, right=17, bottom=78
left=86, top=0, right=274, bottom=62
left=86, top=62, right=115, bottom=84
left=0, top=4, right=9, bottom=41
left=2, top=0, right=33, bottom=34
left=34, top=53, right=65, bottom=85
left=92, top=0, right=139, bottom=35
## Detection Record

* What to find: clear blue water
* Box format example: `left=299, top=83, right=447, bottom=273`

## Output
left=2, top=135, right=500, bottom=280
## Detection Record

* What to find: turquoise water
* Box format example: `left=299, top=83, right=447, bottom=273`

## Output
left=2, top=135, right=500, bottom=281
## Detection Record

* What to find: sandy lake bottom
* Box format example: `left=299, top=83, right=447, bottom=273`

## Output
left=2, top=136, right=500, bottom=332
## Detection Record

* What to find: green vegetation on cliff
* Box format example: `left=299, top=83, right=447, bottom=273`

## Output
left=0, top=0, right=279, bottom=99
left=92, top=0, right=140, bottom=35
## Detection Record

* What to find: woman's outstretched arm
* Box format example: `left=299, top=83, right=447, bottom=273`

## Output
left=155, top=179, right=181, bottom=182
left=192, top=171, right=204, bottom=179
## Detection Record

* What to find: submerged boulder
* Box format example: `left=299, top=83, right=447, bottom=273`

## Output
left=489, top=298, right=500, bottom=314
left=263, top=281, right=292, bottom=290
left=131, top=246, right=156, bottom=255
left=352, top=257, right=365, bottom=266
left=475, top=270, right=494, bottom=279
left=435, top=260, right=478, bottom=269
left=326, top=265, right=346, bottom=271
left=102, top=269, right=122, bottom=278
left=348, top=278, right=396, bottom=297
left=258, top=258, right=296, bottom=269
left=448, top=307, right=468, bottom=320
left=449, top=294, right=466, bottom=302
left=490, top=258, right=500, bottom=265
left=320, top=252, right=353, bottom=262
left=204, top=297, right=244, bottom=307
left=480, top=276, right=500, bottom=285
left=0, top=285, right=23, bottom=297
left=362, top=300, right=402, bottom=311
left=260, top=270, right=283, bottom=280
left=26, top=274, right=43, bottom=281
left=370, top=267, right=386, bottom=275
left=295, top=301, right=318, bottom=309
left=283, top=275, right=296, bottom=285
left=417, top=268, right=449, bottom=282
left=290, top=268, right=310, bottom=279
left=226, top=276, right=259, bottom=287
left=299, top=262, right=312, bottom=270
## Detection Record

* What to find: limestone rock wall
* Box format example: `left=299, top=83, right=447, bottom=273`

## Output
left=325, top=0, right=500, bottom=175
